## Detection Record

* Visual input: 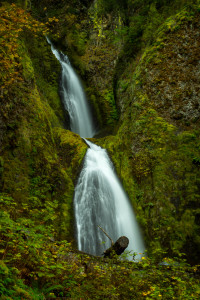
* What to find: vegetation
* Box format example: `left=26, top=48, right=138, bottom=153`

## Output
left=0, top=195, right=199, bottom=299
left=0, top=0, right=200, bottom=298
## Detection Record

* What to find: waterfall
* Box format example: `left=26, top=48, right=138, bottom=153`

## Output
left=48, top=38, right=145, bottom=260
left=47, top=37, right=95, bottom=138
left=74, top=140, right=145, bottom=260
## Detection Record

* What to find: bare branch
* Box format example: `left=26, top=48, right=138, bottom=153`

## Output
left=98, top=225, right=114, bottom=246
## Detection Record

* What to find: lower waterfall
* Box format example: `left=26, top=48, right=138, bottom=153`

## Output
left=74, top=140, right=145, bottom=260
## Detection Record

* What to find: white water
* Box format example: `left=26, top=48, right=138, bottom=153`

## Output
left=74, top=140, right=145, bottom=260
left=47, top=37, right=145, bottom=260
left=47, top=38, right=95, bottom=138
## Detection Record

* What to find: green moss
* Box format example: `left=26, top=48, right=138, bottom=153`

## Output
left=103, top=90, right=119, bottom=124
left=0, top=32, right=89, bottom=244
left=54, top=128, right=87, bottom=171
left=102, top=4, right=200, bottom=261
left=23, top=35, right=65, bottom=126
left=19, top=45, right=35, bottom=83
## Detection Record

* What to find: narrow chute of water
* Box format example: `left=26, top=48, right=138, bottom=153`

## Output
left=47, top=37, right=95, bottom=138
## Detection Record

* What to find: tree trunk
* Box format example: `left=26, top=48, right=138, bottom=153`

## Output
left=104, top=236, right=129, bottom=258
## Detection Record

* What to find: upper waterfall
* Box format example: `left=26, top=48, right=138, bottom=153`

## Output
left=47, top=37, right=95, bottom=138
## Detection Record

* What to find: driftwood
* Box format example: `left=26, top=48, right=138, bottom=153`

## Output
left=98, top=225, right=129, bottom=258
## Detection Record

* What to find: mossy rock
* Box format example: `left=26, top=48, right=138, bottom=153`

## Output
left=112, top=5, right=200, bottom=262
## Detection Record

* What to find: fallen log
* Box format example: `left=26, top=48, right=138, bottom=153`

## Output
left=103, top=236, right=129, bottom=258
left=98, top=225, right=129, bottom=258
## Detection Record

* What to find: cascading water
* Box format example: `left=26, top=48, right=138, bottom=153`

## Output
left=47, top=37, right=95, bottom=138
left=74, top=140, right=145, bottom=260
left=48, top=38, right=145, bottom=260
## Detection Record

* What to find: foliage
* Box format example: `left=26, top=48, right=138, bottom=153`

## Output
left=0, top=3, right=59, bottom=96
left=0, top=193, right=199, bottom=298
left=97, top=0, right=128, bottom=14
left=0, top=208, right=199, bottom=300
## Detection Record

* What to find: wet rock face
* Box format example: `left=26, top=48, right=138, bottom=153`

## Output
left=111, top=8, right=200, bottom=263
left=144, top=16, right=200, bottom=128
